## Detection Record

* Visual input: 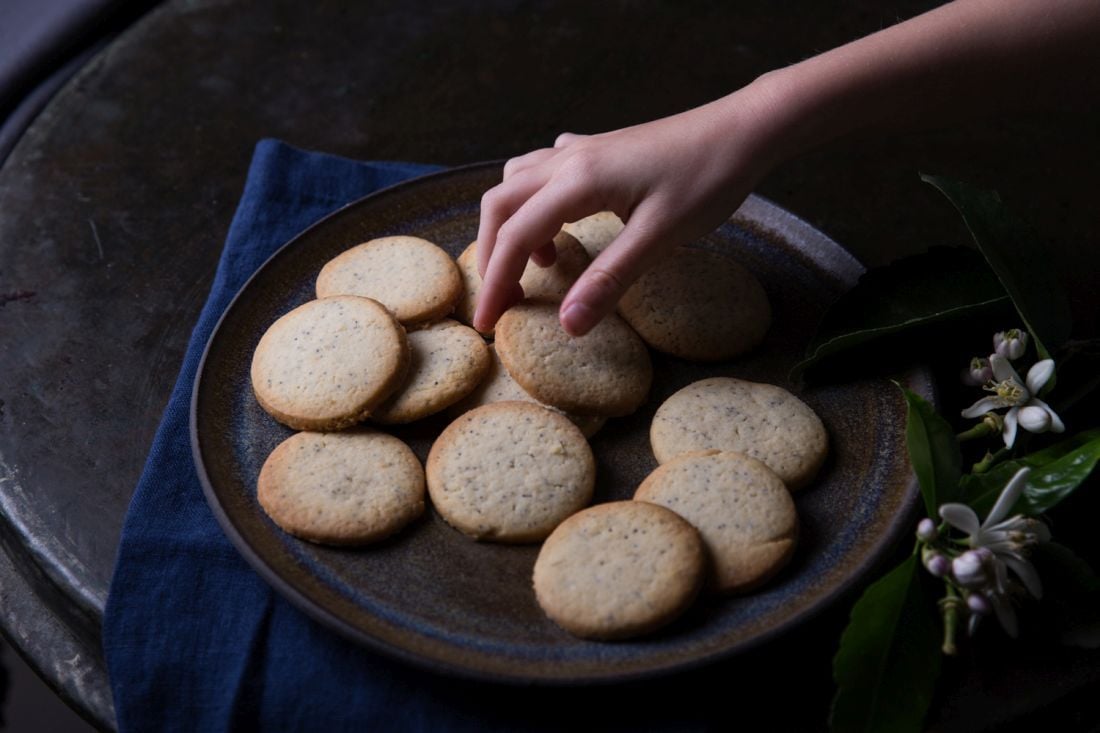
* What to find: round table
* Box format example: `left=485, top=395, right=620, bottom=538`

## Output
left=1, top=1, right=1098, bottom=729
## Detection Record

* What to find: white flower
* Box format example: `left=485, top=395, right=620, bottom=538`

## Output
left=961, top=355, right=1064, bottom=447
left=962, top=357, right=993, bottom=386
left=993, top=329, right=1029, bottom=360
left=938, top=467, right=1050, bottom=637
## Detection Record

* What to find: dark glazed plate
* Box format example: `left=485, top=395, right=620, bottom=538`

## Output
left=192, top=162, right=927, bottom=683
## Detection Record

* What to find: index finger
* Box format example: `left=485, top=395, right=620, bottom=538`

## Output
left=473, top=177, right=598, bottom=333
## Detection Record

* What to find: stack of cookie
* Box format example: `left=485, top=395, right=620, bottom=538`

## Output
left=248, top=212, right=828, bottom=642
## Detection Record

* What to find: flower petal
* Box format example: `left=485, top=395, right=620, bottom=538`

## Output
left=962, top=395, right=1007, bottom=419
left=990, top=354, right=1023, bottom=384
left=1002, top=555, right=1043, bottom=599
left=1002, top=407, right=1020, bottom=448
left=940, top=503, right=981, bottom=535
left=1030, top=398, right=1065, bottom=434
left=986, top=467, right=1030, bottom=525
left=1025, top=359, right=1055, bottom=394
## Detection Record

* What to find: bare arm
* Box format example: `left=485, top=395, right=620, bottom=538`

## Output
left=473, top=0, right=1100, bottom=336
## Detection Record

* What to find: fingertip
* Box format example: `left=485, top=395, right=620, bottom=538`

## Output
left=474, top=281, right=524, bottom=333
left=559, top=300, right=598, bottom=337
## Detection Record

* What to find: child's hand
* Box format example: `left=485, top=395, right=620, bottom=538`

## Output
left=473, top=83, right=784, bottom=336
left=472, top=0, right=1100, bottom=338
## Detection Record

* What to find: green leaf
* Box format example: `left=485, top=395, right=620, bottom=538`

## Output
left=830, top=555, right=941, bottom=733
left=921, top=175, right=1072, bottom=359
left=901, top=387, right=962, bottom=516
left=1029, top=543, right=1100, bottom=648
left=794, top=247, right=1009, bottom=378
left=960, top=430, right=1100, bottom=516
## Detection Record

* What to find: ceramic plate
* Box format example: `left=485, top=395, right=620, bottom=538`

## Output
left=191, top=162, right=926, bottom=683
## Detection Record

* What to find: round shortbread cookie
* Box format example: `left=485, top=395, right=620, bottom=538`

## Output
left=532, top=501, right=705, bottom=640
left=619, top=247, right=771, bottom=361
left=257, top=430, right=425, bottom=545
left=650, top=377, right=828, bottom=491
left=634, top=451, right=798, bottom=594
left=316, top=235, right=462, bottom=325
left=372, top=319, right=491, bottom=425
left=495, top=301, right=652, bottom=417
left=448, top=345, right=606, bottom=438
left=562, top=211, right=624, bottom=259
left=250, top=296, right=409, bottom=431
left=426, top=402, right=596, bottom=543
left=454, top=231, right=590, bottom=331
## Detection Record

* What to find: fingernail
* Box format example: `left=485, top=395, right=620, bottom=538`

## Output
left=561, top=301, right=596, bottom=337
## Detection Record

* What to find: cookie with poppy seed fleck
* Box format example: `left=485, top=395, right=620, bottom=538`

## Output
left=316, top=235, right=462, bottom=325
left=618, top=246, right=771, bottom=362
left=426, top=402, right=595, bottom=543
left=533, top=501, right=705, bottom=640
left=495, top=301, right=652, bottom=417
left=650, top=377, right=827, bottom=491
left=258, top=429, right=425, bottom=545
left=250, top=295, right=409, bottom=431
left=635, top=450, right=798, bottom=594
left=372, top=319, right=490, bottom=425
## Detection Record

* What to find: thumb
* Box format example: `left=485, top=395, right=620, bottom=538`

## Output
left=558, top=210, right=669, bottom=336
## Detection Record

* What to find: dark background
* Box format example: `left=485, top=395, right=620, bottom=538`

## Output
left=1, top=1, right=1097, bottom=730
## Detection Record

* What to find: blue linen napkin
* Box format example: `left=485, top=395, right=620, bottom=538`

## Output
left=102, top=140, right=728, bottom=732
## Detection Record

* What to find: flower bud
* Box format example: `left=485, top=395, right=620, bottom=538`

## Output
left=952, top=551, right=988, bottom=589
left=1017, top=405, right=1052, bottom=433
left=993, top=329, right=1028, bottom=360
left=967, top=592, right=992, bottom=616
left=962, top=357, right=993, bottom=386
left=916, top=518, right=937, bottom=543
left=923, top=547, right=951, bottom=578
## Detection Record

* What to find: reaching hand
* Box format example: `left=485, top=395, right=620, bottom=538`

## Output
left=473, top=84, right=783, bottom=336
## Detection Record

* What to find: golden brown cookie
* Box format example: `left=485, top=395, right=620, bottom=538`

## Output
left=448, top=344, right=606, bottom=438
left=650, top=377, right=828, bottom=491
left=454, top=231, right=590, bottom=331
left=316, top=235, right=461, bottom=325
left=250, top=296, right=409, bottom=431
left=562, top=211, right=624, bottom=259
left=618, top=247, right=771, bottom=361
left=532, top=501, right=705, bottom=640
left=426, top=402, right=595, bottom=543
left=371, top=319, right=490, bottom=424
left=257, top=430, right=425, bottom=545
left=495, top=301, right=652, bottom=417
left=634, top=451, right=798, bottom=594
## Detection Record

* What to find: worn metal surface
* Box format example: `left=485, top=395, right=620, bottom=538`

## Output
left=0, top=0, right=1097, bottom=728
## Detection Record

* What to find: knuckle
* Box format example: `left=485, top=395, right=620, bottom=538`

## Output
left=559, top=148, right=597, bottom=181
left=480, top=186, right=507, bottom=214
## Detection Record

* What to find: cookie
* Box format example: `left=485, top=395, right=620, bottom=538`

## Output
left=495, top=301, right=652, bottom=417
left=618, top=247, right=771, bottom=361
left=562, top=211, right=624, bottom=259
left=426, top=402, right=595, bottom=543
left=532, top=501, right=705, bottom=640
left=650, top=377, right=828, bottom=491
left=250, top=296, right=409, bottom=431
left=448, top=344, right=606, bottom=437
left=371, top=319, right=491, bottom=425
left=316, top=235, right=462, bottom=325
left=634, top=451, right=798, bottom=594
left=257, top=430, right=425, bottom=545
left=454, top=231, right=590, bottom=331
